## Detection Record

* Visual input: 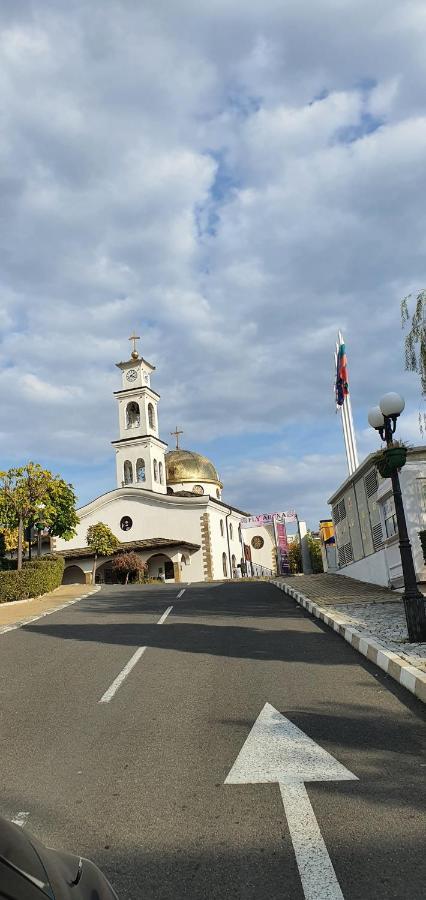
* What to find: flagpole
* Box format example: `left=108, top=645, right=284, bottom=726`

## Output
left=338, top=330, right=356, bottom=473
left=336, top=331, right=359, bottom=475
left=335, top=346, right=352, bottom=474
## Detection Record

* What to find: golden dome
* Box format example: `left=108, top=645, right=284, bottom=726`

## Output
left=165, top=449, right=222, bottom=486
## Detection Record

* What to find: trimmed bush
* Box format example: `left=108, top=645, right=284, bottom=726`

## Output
left=0, top=557, right=65, bottom=603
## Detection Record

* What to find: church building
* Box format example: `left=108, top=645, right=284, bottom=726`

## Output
left=54, top=335, right=278, bottom=584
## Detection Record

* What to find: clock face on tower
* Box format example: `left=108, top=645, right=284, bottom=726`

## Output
left=126, top=369, right=137, bottom=382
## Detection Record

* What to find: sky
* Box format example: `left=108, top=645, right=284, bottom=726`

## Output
left=1, top=0, right=426, bottom=528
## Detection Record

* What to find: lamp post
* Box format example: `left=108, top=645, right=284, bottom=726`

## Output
left=35, top=503, right=46, bottom=558
left=368, top=393, right=426, bottom=642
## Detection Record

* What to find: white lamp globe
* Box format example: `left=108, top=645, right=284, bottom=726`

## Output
left=379, top=392, right=405, bottom=418
left=368, top=406, right=385, bottom=429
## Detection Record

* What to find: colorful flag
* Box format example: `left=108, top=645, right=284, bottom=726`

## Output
left=335, top=340, right=349, bottom=407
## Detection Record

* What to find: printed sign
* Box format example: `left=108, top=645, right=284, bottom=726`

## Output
left=241, top=511, right=297, bottom=528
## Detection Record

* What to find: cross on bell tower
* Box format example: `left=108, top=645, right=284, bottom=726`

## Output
left=129, top=331, right=140, bottom=360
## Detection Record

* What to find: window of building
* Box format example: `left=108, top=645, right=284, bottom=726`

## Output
left=216, top=488, right=221, bottom=499
left=159, top=461, right=164, bottom=484
left=193, top=484, right=204, bottom=495
left=126, top=401, right=140, bottom=429
left=251, top=535, right=264, bottom=549
left=148, top=403, right=155, bottom=429
left=229, top=523, right=233, bottom=540
left=136, top=458, right=145, bottom=482
left=123, top=460, right=133, bottom=484
left=220, top=519, right=224, bottom=536
left=231, top=554, right=236, bottom=575
left=222, top=552, right=228, bottom=577
left=153, top=459, right=158, bottom=481
left=120, top=516, right=133, bottom=531
left=382, top=496, right=398, bottom=539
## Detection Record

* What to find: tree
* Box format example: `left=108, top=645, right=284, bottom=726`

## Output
left=112, top=552, right=147, bottom=584
left=0, top=527, right=28, bottom=557
left=288, top=540, right=302, bottom=574
left=401, top=291, right=426, bottom=432
left=307, top=533, right=324, bottom=574
left=86, top=522, right=119, bottom=584
left=43, top=478, right=79, bottom=540
left=0, top=463, right=79, bottom=570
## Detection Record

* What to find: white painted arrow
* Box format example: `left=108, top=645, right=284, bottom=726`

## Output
left=225, top=703, right=357, bottom=900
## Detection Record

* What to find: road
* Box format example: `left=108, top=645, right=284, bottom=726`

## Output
left=0, top=581, right=425, bottom=899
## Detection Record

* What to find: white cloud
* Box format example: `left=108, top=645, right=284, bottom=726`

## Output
left=1, top=0, right=426, bottom=518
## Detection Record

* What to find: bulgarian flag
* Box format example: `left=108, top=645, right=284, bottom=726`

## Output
left=335, top=339, right=349, bottom=407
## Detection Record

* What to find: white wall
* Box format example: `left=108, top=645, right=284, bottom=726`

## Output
left=240, top=524, right=276, bottom=574
left=55, top=489, right=208, bottom=582
left=335, top=548, right=389, bottom=586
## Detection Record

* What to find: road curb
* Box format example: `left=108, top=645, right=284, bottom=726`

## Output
left=0, top=586, right=101, bottom=636
left=271, top=580, right=426, bottom=704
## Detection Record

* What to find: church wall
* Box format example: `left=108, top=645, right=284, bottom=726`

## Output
left=206, top=505, right=246, bottom=579
left=243, top=524, right=277, bottom=574
left=55, top=490, right=209, bottom=582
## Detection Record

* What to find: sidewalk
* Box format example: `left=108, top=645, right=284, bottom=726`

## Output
left=0, top=584, right=99, bottom=633
left=272, top=573, right=426, bottom=702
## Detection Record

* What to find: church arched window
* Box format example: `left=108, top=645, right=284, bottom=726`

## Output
left=153, top=459, right=158, bottom=481
left=136, top=458, right=145, bottom=482
left=222, top=553, right=228, bottom=577
left=220, top=519, right=224, bottom=537
left=231, top=554, right=236, bottom=575
left=229, top=523, right=233, bottom=540
left=148, top=403, right=155, bottom=430
left=126, top=401, right=140, bottom=429
left=159, top=461, right=164, bottom=484
left=123, top=460, right=133, bottom=484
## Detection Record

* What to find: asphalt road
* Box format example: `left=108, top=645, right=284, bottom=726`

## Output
left=0, top=581, right=425, bottom=899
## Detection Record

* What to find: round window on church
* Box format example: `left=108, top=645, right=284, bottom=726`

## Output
left=192, top=484, right=204, bottom=495
left=251, top=535, right=264, bottom=549
left=120, top=516, right=133, bottom=532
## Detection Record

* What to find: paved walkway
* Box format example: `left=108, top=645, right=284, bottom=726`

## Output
left=0, top=584, right=97, bottom=631
left=278, top=574, right=426, bottom=672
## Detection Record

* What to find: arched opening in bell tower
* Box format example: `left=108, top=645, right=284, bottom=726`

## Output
left=136, top=458, right=145, bottom=482
left=126, top=401, right=140, bottom=429
left=123, top=460, right=133, bottom=484
left=148, top=402, right=155, bottom=430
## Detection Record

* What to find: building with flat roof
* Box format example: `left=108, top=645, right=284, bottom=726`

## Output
left=328, top=448, right=426, bottom=588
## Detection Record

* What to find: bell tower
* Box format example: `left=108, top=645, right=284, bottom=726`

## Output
left=112, top=333, right=168, bottom=493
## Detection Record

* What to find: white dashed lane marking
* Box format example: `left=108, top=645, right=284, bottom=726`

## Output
left=98, top=605, right=174, bottom=703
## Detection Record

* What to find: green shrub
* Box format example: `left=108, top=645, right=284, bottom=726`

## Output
left=0, top=557, right=65, bottom=603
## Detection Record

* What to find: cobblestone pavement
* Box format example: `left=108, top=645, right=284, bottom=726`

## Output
left=280, top=574, right=426, bottom=673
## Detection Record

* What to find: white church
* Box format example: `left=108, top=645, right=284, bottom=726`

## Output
left=54, top=335, right=278, bottom=584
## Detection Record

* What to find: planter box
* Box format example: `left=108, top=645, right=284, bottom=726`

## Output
left=375, top=446, right=407, bottom=478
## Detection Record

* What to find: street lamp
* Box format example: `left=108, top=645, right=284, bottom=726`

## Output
left=35, top=503, right=46, bottom=558
left=368, top=392, right=426, bottom=642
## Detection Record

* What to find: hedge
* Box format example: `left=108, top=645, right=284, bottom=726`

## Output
left=0, top=557, right=65, bottom=603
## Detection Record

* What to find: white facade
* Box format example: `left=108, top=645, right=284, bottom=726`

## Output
left=55, top=339, right=278, bottom=585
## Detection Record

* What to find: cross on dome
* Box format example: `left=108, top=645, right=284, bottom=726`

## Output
left=171, top=426, right=184, bottom=450
left=129, top=331, right=140, bottom=359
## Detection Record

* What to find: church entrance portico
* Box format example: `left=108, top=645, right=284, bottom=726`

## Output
left=62, top=564, right=86, bottom=585
left=146, top=553, right=176, bottom=582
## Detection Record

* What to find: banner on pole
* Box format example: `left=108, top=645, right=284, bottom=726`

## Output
left=241, top=511, right=297, bottom=528
left=275, top=520, right=291, bottom=575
